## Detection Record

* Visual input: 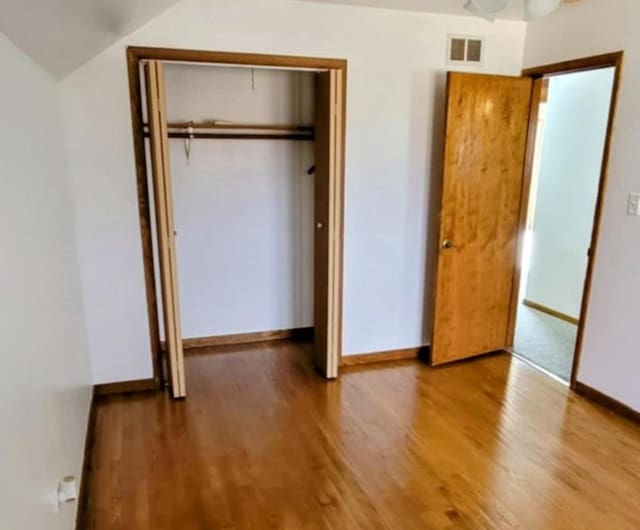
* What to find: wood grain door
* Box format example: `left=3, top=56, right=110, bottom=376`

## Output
left=144, top=60, right=186, bottom=397
left=431, top=72, right=533, bottom=366
left=313, top=70, right=344, bottom=378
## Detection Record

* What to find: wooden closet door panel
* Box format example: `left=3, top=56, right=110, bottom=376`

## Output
left=314, top=69, right=343, bottom=378
left=144, top=60, right=186, bottom=398
left=431, top=72, right=532, bottom=365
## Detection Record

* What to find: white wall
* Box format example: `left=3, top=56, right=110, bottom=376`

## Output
left=525, top=0, right=640, bottom=411
left=60, top=0, right=527, bottom=383
left=162, top=64, right=314, bottom=338
left=525, top=68, right=615, bottom=319
left=0, top=33, right=92, bottom=530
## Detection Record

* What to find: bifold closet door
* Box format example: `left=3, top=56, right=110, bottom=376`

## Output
left=144, top=60, right=186, bottom=398
left=314, top=69, right=344, bottom=379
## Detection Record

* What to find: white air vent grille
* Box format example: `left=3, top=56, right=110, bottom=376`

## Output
left=447, top=35, right=484, bottom=66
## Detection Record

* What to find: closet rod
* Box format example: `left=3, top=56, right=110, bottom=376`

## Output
left=167, top=122, right=314, bottom=132
left=143, top=131, right=314, bottom=141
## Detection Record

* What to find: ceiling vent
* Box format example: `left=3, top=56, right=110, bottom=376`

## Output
left=447, top=35, right=484, bottom=66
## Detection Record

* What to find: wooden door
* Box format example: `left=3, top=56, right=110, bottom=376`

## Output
left=313, top=70, right=344, bottom=378
left=431, top=72, right=533, bottom=365
left=144, top=60, right=186, bottom=397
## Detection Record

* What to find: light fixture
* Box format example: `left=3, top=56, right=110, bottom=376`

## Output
left=525, top=0, right=562, bottom=20
left=464, top=0, right=509, bottom=21
left=464, top=0, right=570, bottom=22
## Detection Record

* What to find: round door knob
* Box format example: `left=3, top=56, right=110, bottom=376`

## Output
left=316, top=222, right=324, bottom=229
left=442, top=239, right=455, bottom=249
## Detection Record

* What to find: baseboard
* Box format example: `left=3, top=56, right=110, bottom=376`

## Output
left=522, top=299, right=579, bottom=325
left=160, top=326, right=314, bottom=352
left=94, top=378, right=157, bottom=396
left=574, top=381, right=640, bottom=425
left=76, top=389, right=97, bottom=530
left=340, top=346, right=429, bottom=367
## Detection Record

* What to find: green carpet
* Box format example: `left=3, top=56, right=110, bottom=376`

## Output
left=513, top=304, right=577, bottom=381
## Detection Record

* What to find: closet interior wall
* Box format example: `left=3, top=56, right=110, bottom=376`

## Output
left=147, top=63, right=315, bottom=343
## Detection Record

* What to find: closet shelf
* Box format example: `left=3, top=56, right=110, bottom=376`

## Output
left=142, top=121, right=315, bottom=141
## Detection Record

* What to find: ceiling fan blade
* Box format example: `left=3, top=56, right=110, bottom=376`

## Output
left=525, top=0, right=562, bottom=20
left=464, top=0, right=509, bottom=21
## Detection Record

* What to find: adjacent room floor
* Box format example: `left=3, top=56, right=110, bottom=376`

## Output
left=513, top=303, right=578, bottom=380
left=83, top=341, right=640, bottom=530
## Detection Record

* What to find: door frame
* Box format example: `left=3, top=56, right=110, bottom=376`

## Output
left=126, top=46, right=347, bottom=387
left=509, top=51, right=624, bottom=389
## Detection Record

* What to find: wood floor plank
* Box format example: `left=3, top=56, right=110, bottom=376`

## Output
left=84, top=341, right=640, bottom=529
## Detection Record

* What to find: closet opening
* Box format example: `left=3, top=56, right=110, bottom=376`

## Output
left=127, top=47, right=347, bottom=398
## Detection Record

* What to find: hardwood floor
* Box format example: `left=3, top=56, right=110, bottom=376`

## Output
left=84, top=341, right=640, bottom=529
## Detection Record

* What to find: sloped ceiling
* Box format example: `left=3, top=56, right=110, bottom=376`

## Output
left=0, top=0, right=180, bottom=79
left=0, top=0, right=577, bottom=79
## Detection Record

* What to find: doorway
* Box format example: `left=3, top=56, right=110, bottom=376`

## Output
left=127, top=48, right=347, bottom=398
left=430, top=52, right=623, bottom=388
left=511, top=53, right=623, bottom=386
left=511, top=65, right=618, bottom=381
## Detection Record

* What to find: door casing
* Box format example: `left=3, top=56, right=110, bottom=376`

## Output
left=126, top=47, right=347, bottom=389
left=511, top=52, right=624, bottom=388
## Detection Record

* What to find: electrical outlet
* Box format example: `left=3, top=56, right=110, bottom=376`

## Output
left=627, top=193, right=640, bottom=216
left=57, top=476, right=77, bottom=510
